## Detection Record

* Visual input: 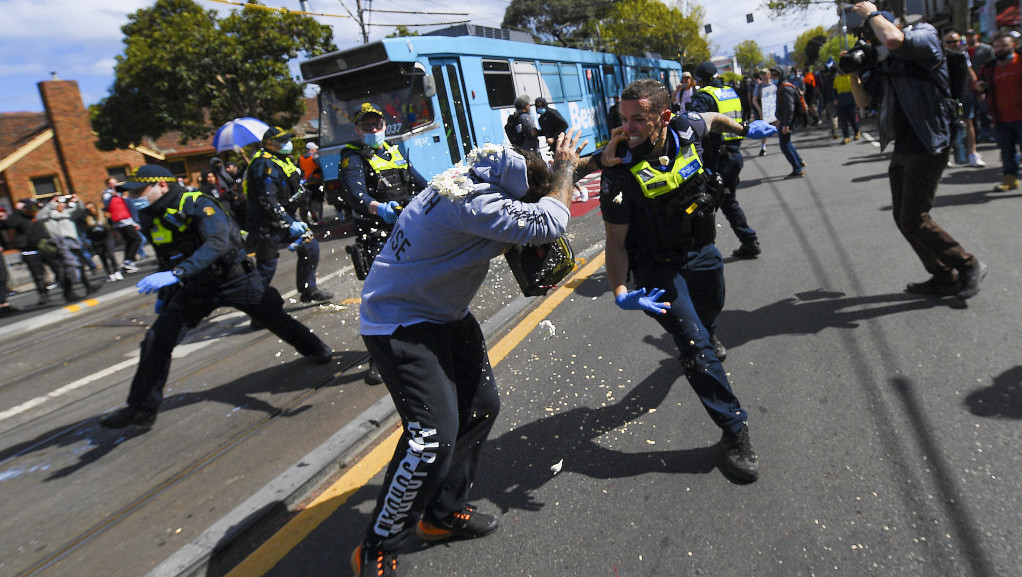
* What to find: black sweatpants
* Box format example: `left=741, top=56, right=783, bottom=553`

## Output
left=126, top=268, right=327, bottom=412
left=361, top=313, right=500, bottom=550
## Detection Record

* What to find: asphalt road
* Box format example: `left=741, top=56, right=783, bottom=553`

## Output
left=3, top=120, right=1021, bottom=577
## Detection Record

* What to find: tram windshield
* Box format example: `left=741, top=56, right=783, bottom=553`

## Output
left=317, top=62, right=435, bottom=147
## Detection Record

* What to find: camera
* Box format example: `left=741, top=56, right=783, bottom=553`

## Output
left=839, top=39, right=879, bottom=73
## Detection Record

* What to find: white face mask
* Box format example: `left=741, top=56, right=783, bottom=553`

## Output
left=363, top=130, right=386, bottom=148
left=280, top=141, right=294, bottom=155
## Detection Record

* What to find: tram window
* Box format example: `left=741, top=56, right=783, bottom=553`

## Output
left=316, top=62, right=437, bottom=146
left=540, top=63, right=562, bottom=102
left=561, top=64, right=582, bottom=101
left=513, top=61, right=544, bottom=102
left=483, top=59, right=515, bottom=107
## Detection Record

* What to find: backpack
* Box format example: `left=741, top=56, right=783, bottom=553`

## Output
left=782, top=81, right=809, bottom=119
left=504, top=111, right=524, bottom=146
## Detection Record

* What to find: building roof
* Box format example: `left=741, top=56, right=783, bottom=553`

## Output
left=0, top=112, right=49, bottom=160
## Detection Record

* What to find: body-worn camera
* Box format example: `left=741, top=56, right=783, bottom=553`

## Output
left=839, top=39, right=879, bottom=73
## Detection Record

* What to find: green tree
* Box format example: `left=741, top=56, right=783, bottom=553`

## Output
left=792, top=26, right=827, bottom=68
left=91, top=0, right=335, bottom=150
left=501, top=0, right=611, bottom=48
left=818, top=33, right=857, bottom=66
left=734, top=40, right=764, bottom=74
left=600, top=0, right=708, bottom=63
left=387, top=25, right=420, bottom=38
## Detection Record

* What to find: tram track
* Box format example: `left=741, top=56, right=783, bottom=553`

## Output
left=7, top=302, right=370, bottom=577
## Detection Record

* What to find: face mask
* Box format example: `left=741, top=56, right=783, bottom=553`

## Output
left=536, top=108, right=547, bottom=115
left=279, top=141, right=294, bottom=155
left=771, top=78, right=780, bottom=86
left=363, top=130, right=386, bottom=148
left=629, top=135, right=657, bottom=158
left=133, top=197, right=151, bottom=209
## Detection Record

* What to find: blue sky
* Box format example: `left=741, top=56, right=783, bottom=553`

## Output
left=0, top=0, right=838, bottom=114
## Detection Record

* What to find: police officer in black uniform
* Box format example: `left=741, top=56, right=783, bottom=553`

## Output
left=246, top=126, right=333, bottom=305
left=99, top=165, right=333, bottom=430
left=339, top=102, right=429, bottom=385
left=689, top=61, right=762, bottom=259
left=599, top=79, right=776, bottom=483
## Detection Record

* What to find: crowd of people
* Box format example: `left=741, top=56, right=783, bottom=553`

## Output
left=1, top=8, right=1005, bottom=574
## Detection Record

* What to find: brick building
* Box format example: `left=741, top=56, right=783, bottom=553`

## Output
left=0, top=77, right=217, bottom=212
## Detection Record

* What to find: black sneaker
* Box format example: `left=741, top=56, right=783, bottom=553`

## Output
left=720, top=426, right=759, bottom=482
left=784, top=171, right=805, bottom=179
left=99, top=406, right=157, bottom=429
left=300, top=288, right=333, bottom=303
left=732, top=241, right=761, bottom=259
left=957, top=260, right=987, bottom=300
left=905, top=276, right=958, bottom=296
left=308, top=343, right=333, bottom=364
left=365, top=362, right=383, bottom=385
left=416, top=504, right=499, bottom=542
left=758, top=149, right=766, bottom=156
left=351, top=542, right=397, bottom=577
left=711, top=334, right=727, bottom=362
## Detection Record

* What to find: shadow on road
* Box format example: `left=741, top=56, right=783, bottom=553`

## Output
left=964, top=365, right=1022, bottom=419
left=474, top=357, right=719, bottom=515
left=717, top=288, right=951, bottom=349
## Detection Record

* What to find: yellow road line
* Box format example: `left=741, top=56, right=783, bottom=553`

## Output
left=227, top=250, right=606, bottom=577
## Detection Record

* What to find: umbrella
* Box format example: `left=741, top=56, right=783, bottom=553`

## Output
left=212, top=117, right=271, bottom=152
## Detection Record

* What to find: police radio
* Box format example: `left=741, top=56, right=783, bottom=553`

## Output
left=504, top=236, right=576, bottom=297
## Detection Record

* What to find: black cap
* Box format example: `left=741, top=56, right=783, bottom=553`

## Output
left=352, top=102, right=384, bottom=124
left=695, top=61, right=717, bottom=81
left=116, top=165, right=176, bottom=192
left=535, top=97, right=548, bottom=107
left=263, top=126, right=293, bottom=143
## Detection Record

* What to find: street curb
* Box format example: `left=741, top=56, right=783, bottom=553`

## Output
left=144, top=394, right=400, bottom=577
left=145, top=239, right=606, bottom=577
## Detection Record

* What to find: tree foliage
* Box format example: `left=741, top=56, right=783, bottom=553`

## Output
left=600, top=0, right=708, bottom=63
left=818, top=34, right=857, bottom=67
left=733, top=40, right=764, bottom=74
left=91, top=0, right=335, bottom=150
left=387, top=25, right=420, bottom=38
left=501, top=0, right=611, bottom=48
left=791, top=25, right=827, bottom=67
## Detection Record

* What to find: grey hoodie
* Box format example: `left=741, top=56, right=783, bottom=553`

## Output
left=360, top=146, right=570, bottom=335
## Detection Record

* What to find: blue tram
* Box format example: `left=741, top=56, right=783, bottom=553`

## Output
left=299, top=25, right=682, bottom=185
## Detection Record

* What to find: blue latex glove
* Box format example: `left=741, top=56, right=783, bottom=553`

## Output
left=137, top=271, right=179, bottom=295
left=377, top=201, right=401, bottom=224
left=289, top=220, right=310, bottom=239
left=745, top=120, right=778, bottom=140
left=154, top=299, right=165, bottom=314
left=615, top=287, right=671, bottom=315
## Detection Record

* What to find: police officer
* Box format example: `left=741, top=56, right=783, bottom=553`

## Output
left=599, top=79, right=776, bottom=483
left=689, top=61, right=762, bottom=259
left=339, top=103, right=429, bottom=385
left=246, top=126, right=333, bottom=304
left=98, top=165, right=333, bottom=430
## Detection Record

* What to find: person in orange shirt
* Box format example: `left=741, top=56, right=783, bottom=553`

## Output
left=974, top=31, right=1022, bottom=191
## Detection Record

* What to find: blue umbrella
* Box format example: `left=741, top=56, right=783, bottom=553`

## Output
left=212, top=117, right=271, bottom=152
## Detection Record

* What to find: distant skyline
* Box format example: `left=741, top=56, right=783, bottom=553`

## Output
left=0, top=0, right=838, bottom=113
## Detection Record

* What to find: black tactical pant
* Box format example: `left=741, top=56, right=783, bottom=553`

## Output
left=126, top=267, right=327, bottom=412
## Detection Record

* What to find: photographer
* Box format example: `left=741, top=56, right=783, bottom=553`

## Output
left=846, top=2, right=986, bottom=299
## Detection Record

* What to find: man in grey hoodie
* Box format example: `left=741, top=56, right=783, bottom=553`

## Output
left=351, top=131, right=584, bottom=577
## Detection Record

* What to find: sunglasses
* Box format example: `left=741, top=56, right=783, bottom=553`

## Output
left=357, top=118, right=384, bottom=131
